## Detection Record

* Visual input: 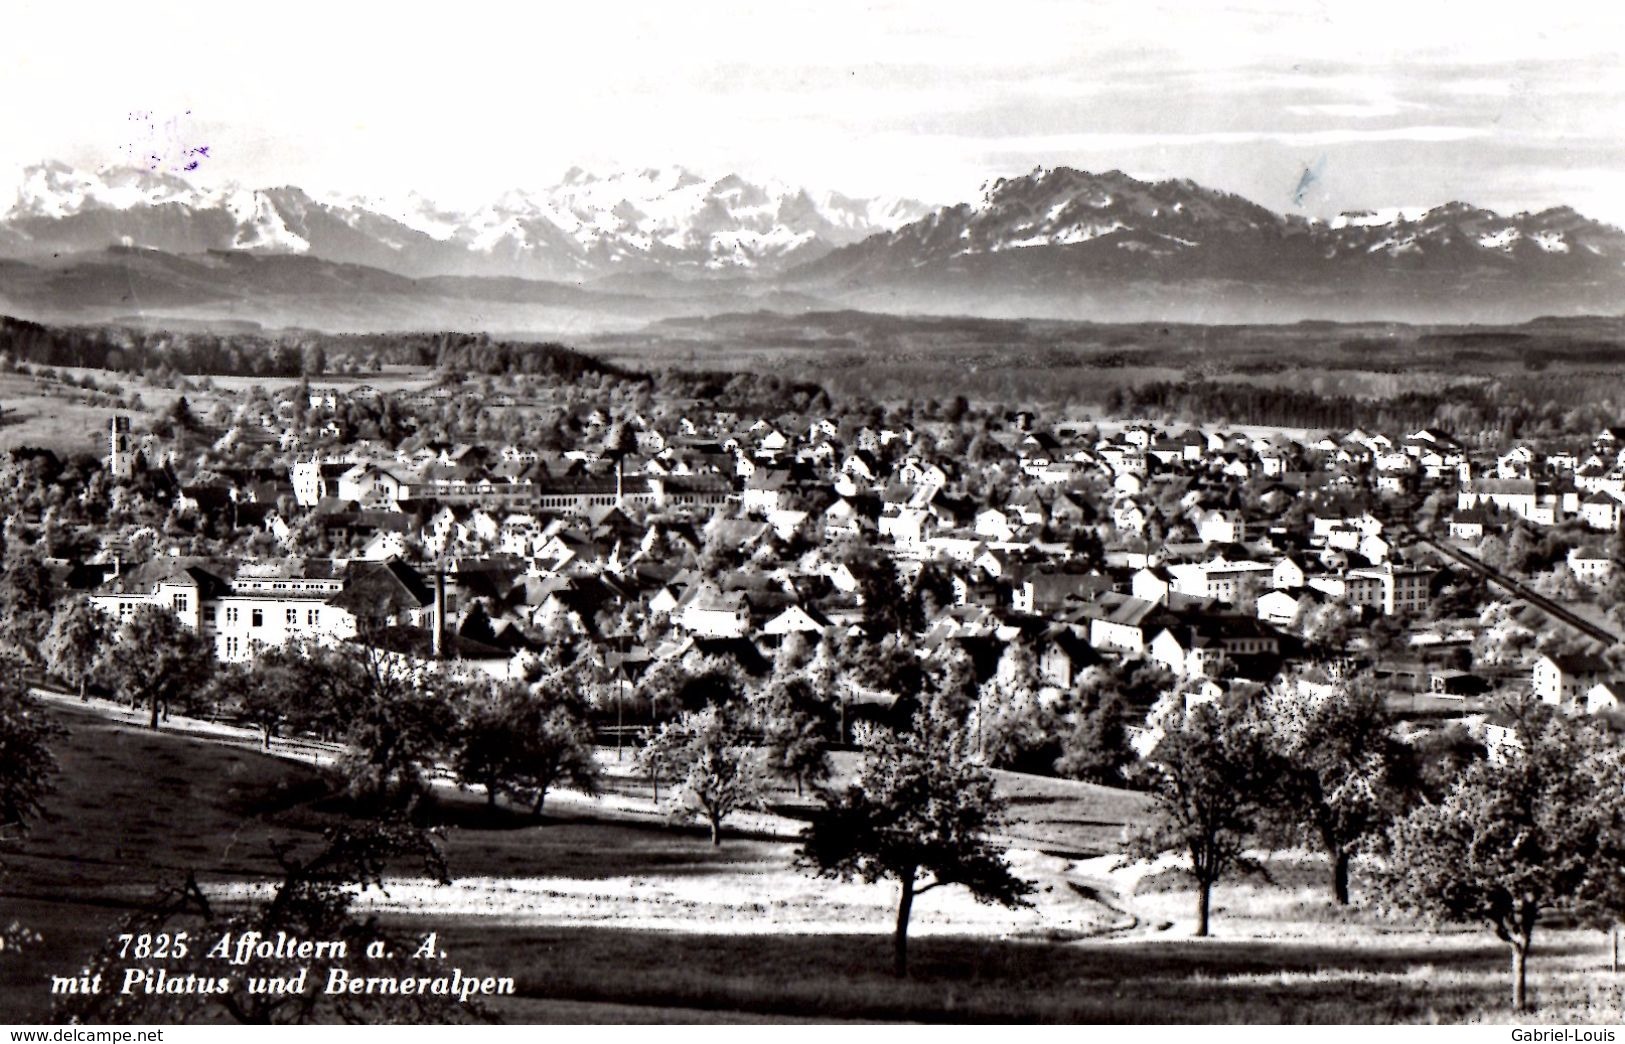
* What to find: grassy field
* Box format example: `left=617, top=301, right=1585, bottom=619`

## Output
left=0, top=363, right=444, bottom=458
left=6, top=700, right=1625, bottom=1024
left=0, top=371, right=149, bottom=456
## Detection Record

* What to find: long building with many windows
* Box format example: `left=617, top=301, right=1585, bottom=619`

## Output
left=86, top=559, right=449, bottom=663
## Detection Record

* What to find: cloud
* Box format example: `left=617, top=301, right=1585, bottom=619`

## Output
left=1282, top=101, right=1429, bottom=120
left=975, top=126, right=1493, bottom=154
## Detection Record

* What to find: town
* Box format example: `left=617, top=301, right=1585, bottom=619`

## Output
left=9, top=0, right=1625, bottom=1029
left=6, top=331, right=1625, bottom=1024
left=55, top=374, right=1625, bottom=740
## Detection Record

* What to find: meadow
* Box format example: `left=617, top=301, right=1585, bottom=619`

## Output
left=6, top=699, right=1625, bottom=1024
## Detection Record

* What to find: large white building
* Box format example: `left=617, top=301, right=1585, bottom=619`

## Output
left=87, top=559, right=465, bottom=663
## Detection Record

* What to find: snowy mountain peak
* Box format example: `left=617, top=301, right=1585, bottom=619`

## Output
left=10, top=161, right=216, bottom=220
left=0, top=160, right=931, bottom=278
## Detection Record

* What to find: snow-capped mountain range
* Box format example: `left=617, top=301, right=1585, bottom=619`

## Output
left=788, top=167, right=1625, bottom=322
left=797, top=166, right=1625, bottom=269
left=0, top=161, right=932, bottom=280
left=3, top=161, right=1624, bottom=325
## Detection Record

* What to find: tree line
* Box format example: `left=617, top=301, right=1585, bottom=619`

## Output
left=0, top=316, right=641, bottom=384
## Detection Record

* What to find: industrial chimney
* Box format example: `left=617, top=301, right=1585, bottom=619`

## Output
left=432, top=570, right=446, bottom=660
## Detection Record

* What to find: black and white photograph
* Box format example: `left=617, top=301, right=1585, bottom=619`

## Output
left=3, top=0, right=1625, bottom=1027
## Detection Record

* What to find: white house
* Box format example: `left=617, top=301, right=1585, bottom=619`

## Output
left=1533, top=652, right=1611, bottom=706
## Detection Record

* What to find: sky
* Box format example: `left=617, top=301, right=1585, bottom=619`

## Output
left=3, top=0, right=1623, bottom=223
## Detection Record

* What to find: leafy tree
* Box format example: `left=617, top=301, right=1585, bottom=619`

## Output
left=1378, top=704, right=1625, bottom=1012
left=333, top=647, right=457, bottom=814
left=1301, top=601, right=1358, bottom=651
left=454, top=675, right=601, bottom=817
left=44, top=599, right=111, bottom=701
left=846, top=553, right=921, bottom=640
left=0, top=551, right=58, bottom=660
left=798, top=710, right=1033, bottom=977
left=1054, top=689, right=1137, bottom=787
left=0, top=675, right=60, bottom=836
left=1126, top=697, right=1278, bottom=936
left=211, top=644, right=340, bottom=751
left=511, top=688, right=602, bottom=817
left=0, top=672, right=59, bottom=971
left=99, top=604, right=215, bottom=730
left=641, top=703, right=763, bottom=845
left=967, top=640, right=1059, bottom=771
left=638, top=656, right=746, bottom=720
left=452, top=685, right=521, bottom=808
left=1261, top=677, right=1399, bottom=904
left=1391, top=718, right=1488, bottom=800
left=759, top=674, right=836, bottom=797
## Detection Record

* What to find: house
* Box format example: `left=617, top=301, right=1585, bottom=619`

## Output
left=675, top=585, right=752, bottom=639
left=1448, top=508, right=1493, bottom=542
left=878, top=506, right=933, bottom=549
left=1195, top=509, right=1247, bottom=545
left=1132, top=565, right=1174, bottom=605
left=1012, top=569, right=1113, bottom=615
left=1585, top=679, right=1625, bottom=714
left=1149, top=617, right=1282, bottom=678
left=761, top=604, right=832, bottom=639
left=1533, top=652, right=1611, bottom=706
left=1006, top=488, right=1048, bottom=527
left=290, top=458, right=359, bottom=508
left=1567, top=546, right=1614, bottom=585
left=1038, top=629, right=1100, bottom=689
left=741, top=469, right=791, bottom=515
left=705, top=518, right=774, bottom=555
left=1307, top=564, right=1433, bottom=616
left=1083, top=593, right=1168, bottom=655
left=1166, top=559, right=1272, bottom=605
left=1458, top=478, right=1564, bottom=526
left=1113, top=498, right=1149, bottom=535
left=358, top=531, right=412, bottom=561
left=765, top=508, right=810, bottom=542
left=1477, top=711, right=1525, bottom=765
left=1581, top=490, right=1625, bottom=532
left=1428, top=670, right=1492, bottom=698
left=823, top=495, right=880, bottom=541
left=1272, top=554, right=1307, bottom=590
left=1256, top=587, right=1322, bottom=628
left=975, top=507, right=1018, bottom=542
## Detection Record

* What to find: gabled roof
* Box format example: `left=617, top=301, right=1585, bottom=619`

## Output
left=1083, top=592, right=1163, bottom=627
left=1544, top=652, right=1612, bottom=675
left=358, top=627, right=510, bottom=663
left=764, top=604, right=833, bottom=630
left=96, top=559, right=233, bottom=597
left=686, top=636, right=772, bottom=676
left=1042, top=628, right=1100, bottom=667
left=331, top=559, right=435, bottom=617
